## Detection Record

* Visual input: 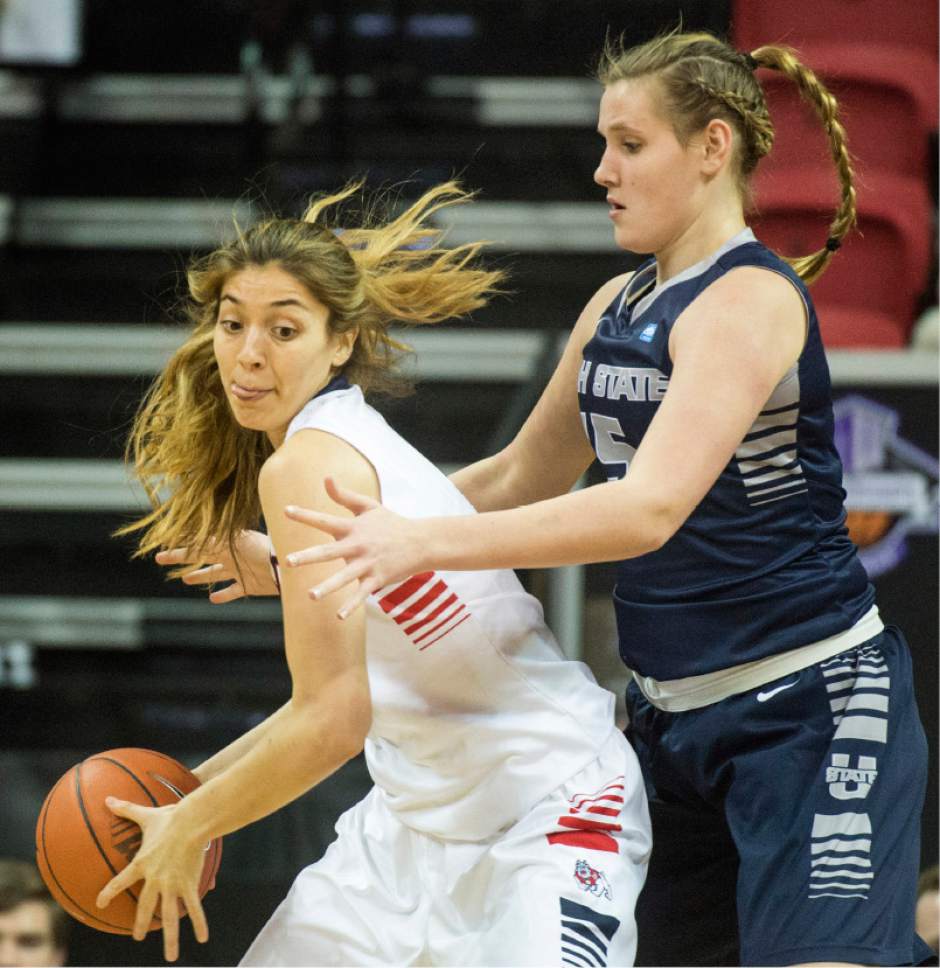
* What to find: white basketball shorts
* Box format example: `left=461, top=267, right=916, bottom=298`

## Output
left=240, top=729, right=650, bottom=966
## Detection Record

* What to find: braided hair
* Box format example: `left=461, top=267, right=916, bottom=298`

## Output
left=597, top=31, right=856, bottom=284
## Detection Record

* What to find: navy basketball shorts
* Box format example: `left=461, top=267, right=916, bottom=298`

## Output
left=625, top=626, right=933, bottom=967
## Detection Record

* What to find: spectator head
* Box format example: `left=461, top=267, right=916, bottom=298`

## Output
left=917, top=864, right=939, bottom=953
left=0, top=860, right=67, bottom=967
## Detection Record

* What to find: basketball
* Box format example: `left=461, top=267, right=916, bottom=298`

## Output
left=34, top=747, right=223, bottom=935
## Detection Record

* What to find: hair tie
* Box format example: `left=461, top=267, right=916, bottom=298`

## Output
left=743, top=52, right=759, bottom=71
left=825, top=237, right=842, bottom=252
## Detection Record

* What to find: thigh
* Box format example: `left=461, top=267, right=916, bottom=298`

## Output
left=727, top=628, right=931, bottom=967
left=626, top=690, right=740, bottom=967
left=441, top=730, right=650, bottom=967
left=634, top=797, right=740, bottom=967
left=240, top=789, right=430, bottom=967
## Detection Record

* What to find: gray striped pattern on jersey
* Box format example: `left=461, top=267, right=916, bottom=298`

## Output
left=734, top=364, right=808, bottom=506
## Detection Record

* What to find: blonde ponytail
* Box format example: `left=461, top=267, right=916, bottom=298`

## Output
left=748, top=45, right=857, bottom=284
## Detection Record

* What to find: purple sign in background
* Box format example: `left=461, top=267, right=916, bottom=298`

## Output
left=833, top=386, right=938, bottom=872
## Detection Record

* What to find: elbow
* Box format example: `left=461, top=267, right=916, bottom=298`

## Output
left=629, top=502, right=684, bottom=558
left=293, top=683, right=371, bottom=767
left=335, top=686, right=372, bottom=761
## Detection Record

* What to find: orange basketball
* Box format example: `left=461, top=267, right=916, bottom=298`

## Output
left=35, top=747, right=223, bottom=935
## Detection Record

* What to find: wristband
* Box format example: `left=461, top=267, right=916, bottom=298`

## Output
left=267, top=534, right=282, bottom=595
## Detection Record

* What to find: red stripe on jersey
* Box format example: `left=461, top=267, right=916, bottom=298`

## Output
left=571, top=786, right=625, bottom=810
left=378, top=572, right=434, bottom=613
left=547, top=830, right=619, bottom=853
left=418, top=612, right=470, bottom=651
left=414, top=603, right=466, bottom=644
left=585, top=806, right=621, bottom=817
left=404, top=591, right=457, bottom=635
left=557, top=815, right=622, bottom=833
left=395, top=581, right=447, bottom=625
left=570, top=796, right=625, bottom=814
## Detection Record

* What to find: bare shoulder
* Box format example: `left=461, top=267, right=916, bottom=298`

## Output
left=672, top=265, right=807, bottom=367
left=664, top=266, right=808, bottom=406
left=700, top=265, right=806, bottom=317
left=260, top=429, right=380, bottom=509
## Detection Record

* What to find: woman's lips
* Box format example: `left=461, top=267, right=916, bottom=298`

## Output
left=231, top=383, right=271, bottom=401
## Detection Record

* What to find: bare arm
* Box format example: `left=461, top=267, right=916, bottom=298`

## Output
left=449, top=272, right=633, bottom=510
left=287, top=268, right=806, bottom=613
left=97, top=429, right=380, bottom=959
left=191, top=700, right=290, bottom=784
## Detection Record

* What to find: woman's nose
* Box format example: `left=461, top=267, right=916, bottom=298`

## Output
left=594, top=147, right=617, bottom=188
left=237, top=328, right=266, bottom=368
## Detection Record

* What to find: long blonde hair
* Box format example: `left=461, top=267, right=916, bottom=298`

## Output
left=118, top=181, right=503, bottom=566
left=597, top=31, right=856, bottom=285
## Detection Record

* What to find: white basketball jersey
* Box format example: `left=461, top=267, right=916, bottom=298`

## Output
left=285, top=385, right=616, bottom=840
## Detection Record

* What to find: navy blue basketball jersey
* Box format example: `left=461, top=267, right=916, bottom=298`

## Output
left=579, top=229, right=874, bottom=680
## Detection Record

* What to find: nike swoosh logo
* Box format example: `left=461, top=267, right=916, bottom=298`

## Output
left=757, top=677, right=800, bottom=702
left=150, top=773, right=186, bottom=800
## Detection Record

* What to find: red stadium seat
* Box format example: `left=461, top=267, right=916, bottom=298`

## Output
left=750, top=167, right=934, bottom=347
left=755, top=42, right=938, bottom=180
left=732, top=0, right=939, bottom=64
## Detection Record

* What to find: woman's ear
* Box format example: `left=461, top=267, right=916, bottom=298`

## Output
left=700, top=117, right=734, bottom=176
left=332, top=326, right=359, bottom=368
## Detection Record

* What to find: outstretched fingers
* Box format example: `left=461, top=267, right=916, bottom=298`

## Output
left=96, top=799, right=146, bottom=910
left=132, top=879, right=159, bottom=942
left=154, top=548, right=190, bottom=567
left=96, top=860, right=140, bottom=911
left=283, top=508, right=352, bottom=560
left=181, top=562, right=227, bottom=585
left=161, top=891, right=180, bottom=961
left=324, top=475, right=380, bottom=515
left=208, top=582, right=245, bottom=604
left=306, top=560, right=379, bottom=609
left=184, top=889, right=209, bottom=944
left=335, top=576, right=382, bottom=620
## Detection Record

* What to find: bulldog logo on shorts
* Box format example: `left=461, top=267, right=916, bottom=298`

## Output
left=573, top=859, right=612, bottom=900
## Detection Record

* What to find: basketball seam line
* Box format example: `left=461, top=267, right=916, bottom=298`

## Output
left=77, top=758, right=163, bottom=925
left=37, top=771, right=130, bottom=933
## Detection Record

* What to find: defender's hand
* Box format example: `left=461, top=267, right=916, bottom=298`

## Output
left=156, top=530, right=279, bottom=603
left=284, top=477, right=427, bottom=618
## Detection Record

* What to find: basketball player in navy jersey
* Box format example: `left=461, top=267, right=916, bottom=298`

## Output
left=277, top=32, right=934, bottom=968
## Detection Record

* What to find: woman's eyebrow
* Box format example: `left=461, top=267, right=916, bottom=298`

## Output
left=268, top=298, right=308, bottom=309
left=599, top=121, right=644, bottom=136
left=219, top=294, right=308, bottom=309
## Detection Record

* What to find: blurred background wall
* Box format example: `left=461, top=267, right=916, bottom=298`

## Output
left=0, top=1, right=935, bottom=964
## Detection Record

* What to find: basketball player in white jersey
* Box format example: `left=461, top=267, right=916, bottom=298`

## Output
left=93, top=183, right=651, bottom=966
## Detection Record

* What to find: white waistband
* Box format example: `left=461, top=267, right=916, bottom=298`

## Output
left=632, top=606, right=884, bottom=713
